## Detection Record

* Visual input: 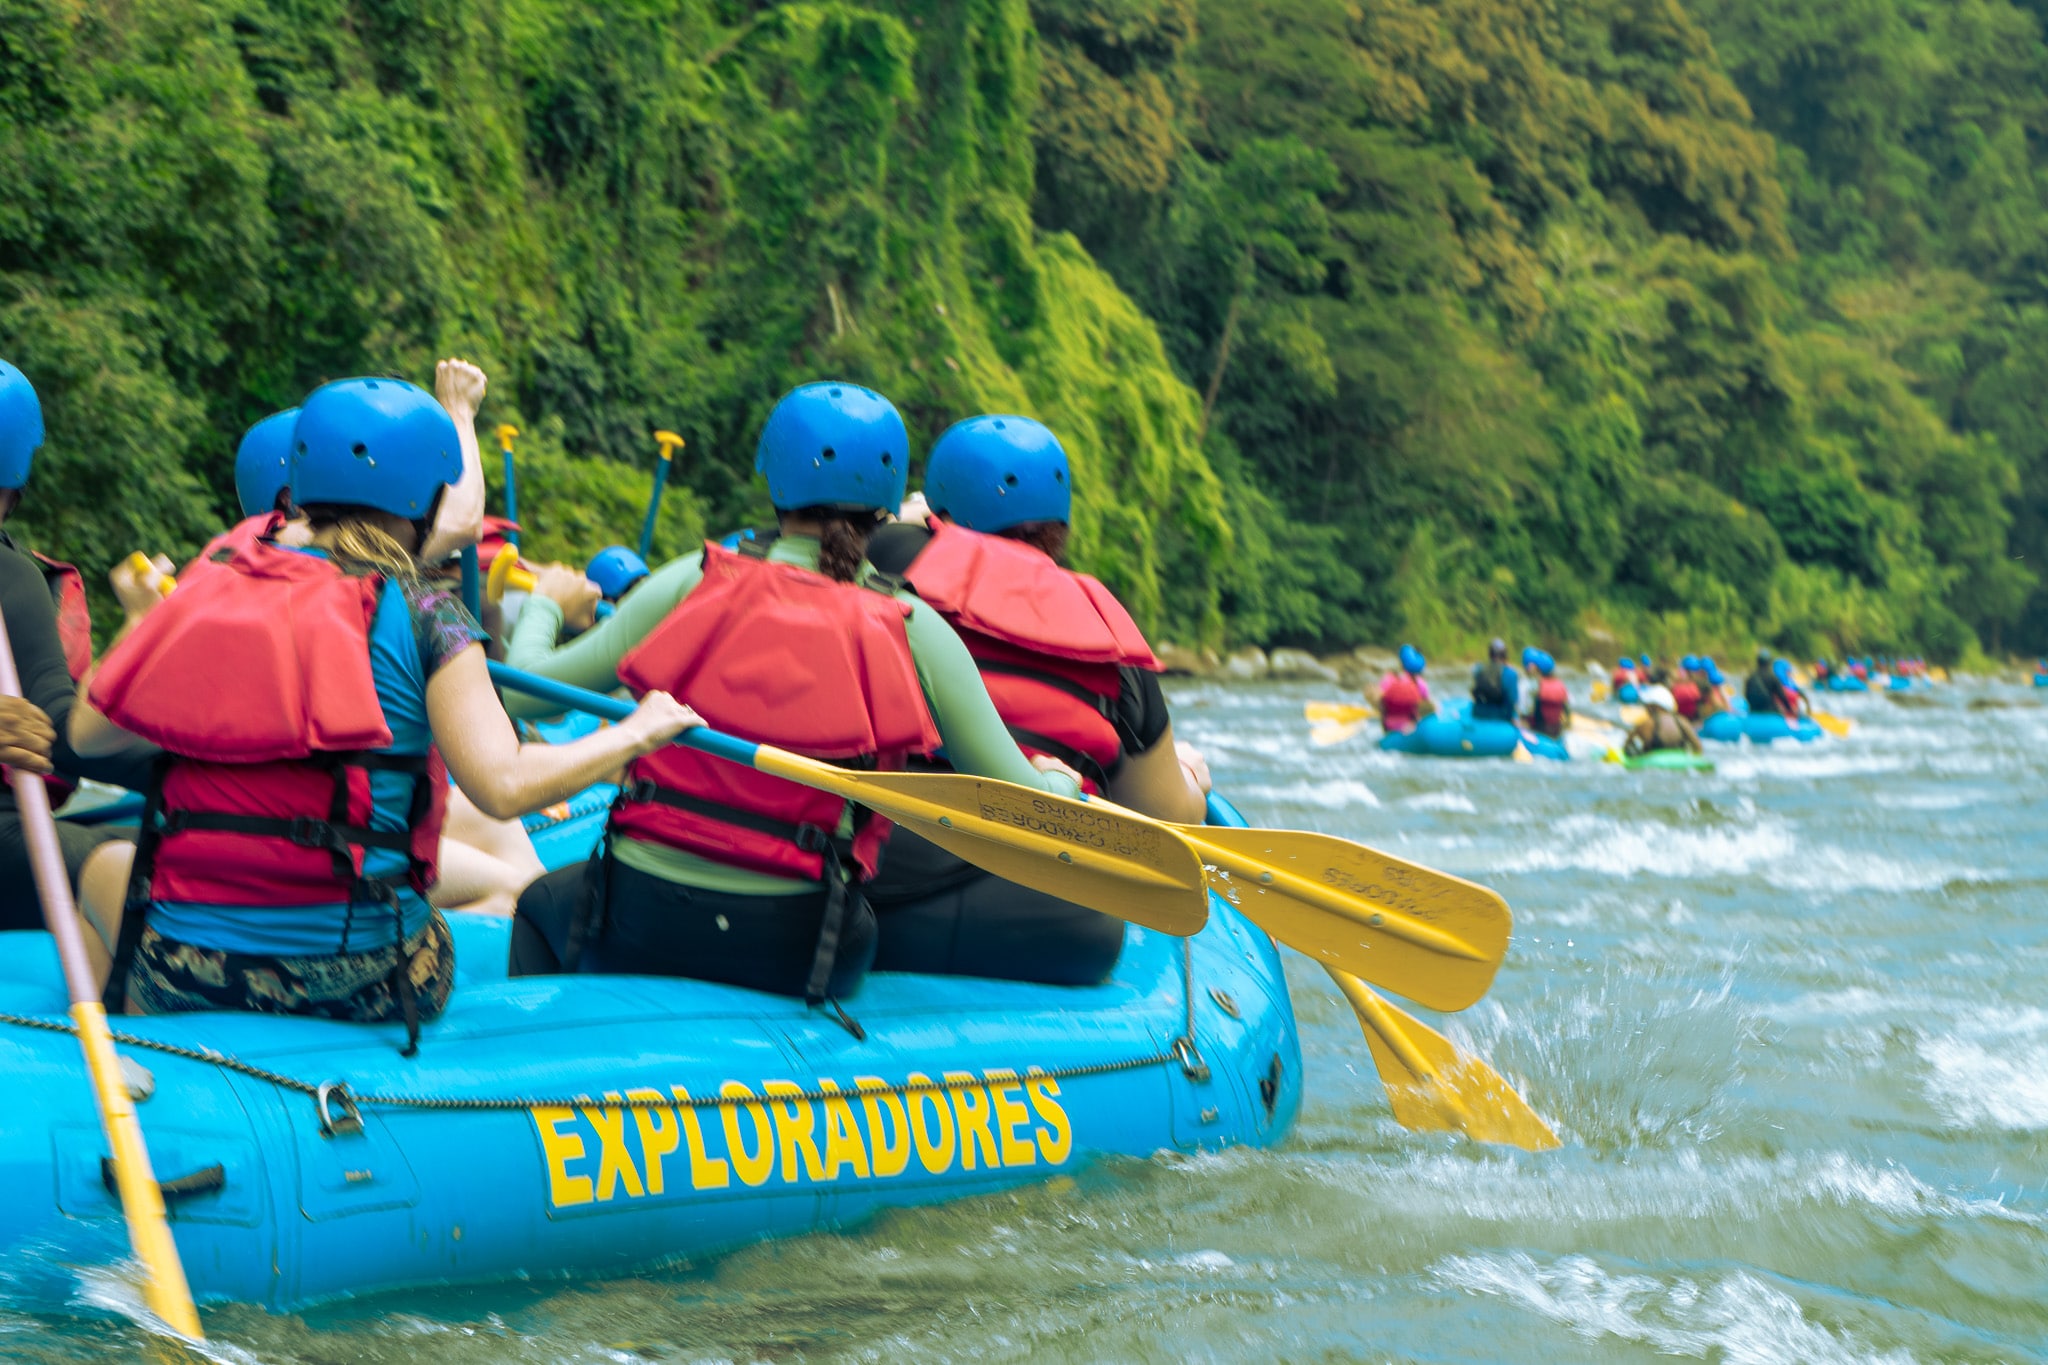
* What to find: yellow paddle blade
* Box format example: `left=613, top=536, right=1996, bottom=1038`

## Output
left=1811, top=711, right=1852, bottom=737
left=1167, top=822, right=1510, bottom=1012
left=1590, top=680, right=1609, bottom=701
left=751, top=752, right=1210, bottom=936
left=1618, top=704, right=1645, bottom=726
left=1305, top=701, right=1375, bottom=724
left=1601, top=747, right=1624, bottom=764
left=1511, top=741, right=1534, bottom=763
left=1310, top=719, right=1371, bottom=747
left=1569, top=712, right=1623, bottom=735
left=1330, top=969, right=1560, bottom=1151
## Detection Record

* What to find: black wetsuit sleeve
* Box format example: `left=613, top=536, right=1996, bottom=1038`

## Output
left=0, top=543, right=153, bottom=800
left=1112, top=665, right=1173, bottom=759
left=865, top=522, right=933, bottom=576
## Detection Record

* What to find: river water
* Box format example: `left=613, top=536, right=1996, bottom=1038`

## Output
left=7, top=675, right=2047, bottom=1362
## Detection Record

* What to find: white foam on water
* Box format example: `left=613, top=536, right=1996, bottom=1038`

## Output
left=1497, top=813, right=1797, bottom=880
left=1431, top=1251, right=1918, bottom=1365
left=1491, top=813, right=1995, bottom=892
left=1918, top=1006, right=2048, bottom=1131
left=1235, top=777, right=1381, bottom=809
left=1403, top=790, right=1478, bottom=813
left=1305, top=1147, right=2038, bottom=1231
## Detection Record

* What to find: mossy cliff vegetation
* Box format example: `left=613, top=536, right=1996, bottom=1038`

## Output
left=3, top=0, right=2044, bottom=661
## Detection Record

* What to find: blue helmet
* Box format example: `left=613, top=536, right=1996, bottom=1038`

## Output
left=925, top=414, right=1072, bottom=533
left=586, top=545, right=650, bottom=601
left=1521, top=645, right=1540, bottom=669
left=1773, top=658, right=1793, bottom=683
left=1399, top=644, right=1426, bottom=674
left=755, top=382, right=907, bottom=514
left=0, top=360, right=45, bottom=491
left=1680, top=654, right=1700, bottom=672
left=289, top=378, right=461, bottom=521
left=1705, top=659, right=1726, bottom=685
left=234, top=408, right=299, bottom=518
left=1638, top=653, right=1652, bottom=670
left=1536, top=651, right=1557, bottom=676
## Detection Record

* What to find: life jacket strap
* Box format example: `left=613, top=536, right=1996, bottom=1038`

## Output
left=975, top=658, right=1118, bottom=712
left=621, top=778, right=847, bottom=855
left=1001, top=724, right=1111, bottom=791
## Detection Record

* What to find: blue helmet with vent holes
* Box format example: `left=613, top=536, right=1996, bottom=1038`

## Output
left=925, top=415, right=1071, bottom=533
left=235, top=408, right=299, bottom=517
left=289, top=378, right=461, bottom=521
left=755, top=382, right=907, bottom=514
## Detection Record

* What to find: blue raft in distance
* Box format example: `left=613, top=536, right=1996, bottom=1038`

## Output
left=1380, top=713, right=1569, bottom=760
left=0, top=788, right=1302, bottom=1313
left=1698, top=710, right=1824, bottom=744
left=1825, top=675, right=1869, bottom=693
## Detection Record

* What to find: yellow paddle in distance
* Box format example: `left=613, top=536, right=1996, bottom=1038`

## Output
left=1809, top=710, right=1852, bottom=737
left=0, top=613, right=203, bottom=1337
left=1304, top=700, right=1375, bottom=747
left=488, top=664, right=1210, bottom=935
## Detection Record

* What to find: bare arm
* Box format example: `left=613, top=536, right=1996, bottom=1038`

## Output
left=427, top=644, right=700, bottom=819
left=418, top=359, right=487, bottom=567
left=1104, top=720, right=1208, bottom=824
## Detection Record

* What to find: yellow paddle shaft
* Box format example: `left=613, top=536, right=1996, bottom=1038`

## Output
left=73, top=1000, right=204, bottom=1337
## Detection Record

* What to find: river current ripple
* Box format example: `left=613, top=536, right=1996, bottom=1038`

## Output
left=7, top=676, right=2046, bottom=1362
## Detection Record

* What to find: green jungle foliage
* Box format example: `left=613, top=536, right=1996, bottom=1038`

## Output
left=0, top=0, right=2042, bottom=661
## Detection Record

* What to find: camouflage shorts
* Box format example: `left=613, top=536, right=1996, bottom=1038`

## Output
left=126, top=911, right=455, bottom=1023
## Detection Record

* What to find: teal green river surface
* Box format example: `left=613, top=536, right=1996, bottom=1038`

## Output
left=6, top=676, right=2047, bottom=1362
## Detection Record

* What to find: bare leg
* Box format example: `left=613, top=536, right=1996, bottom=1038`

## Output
left=76, top=839, right=134, bottom=993
left=432, top=788, right=546, bottom=917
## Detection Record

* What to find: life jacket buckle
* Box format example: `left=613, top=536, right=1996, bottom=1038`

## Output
left=285, top=817, right=339, bottom=850
left=793, top=823, right=832, bottom=854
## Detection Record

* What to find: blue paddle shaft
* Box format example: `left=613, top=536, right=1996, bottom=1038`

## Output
left=487, top=660, right=758, bottom=768
left=459, top=545, right=481, bottom=620
left=637, top=459, right=670, bottom=562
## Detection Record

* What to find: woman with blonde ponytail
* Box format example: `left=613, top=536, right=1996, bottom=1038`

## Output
left=68, top=377, right=699, bottom=1049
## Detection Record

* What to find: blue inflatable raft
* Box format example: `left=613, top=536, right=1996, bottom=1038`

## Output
left=1825, top=675, right=1869, bottom=693
left=0, top=803, right=1301, bottom=1313
left=1380, top=714, right=1568, bottom=760
left=1697, top=710, right=1823, bottom=744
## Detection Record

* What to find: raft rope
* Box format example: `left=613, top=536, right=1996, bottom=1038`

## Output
left=0, top=943, right=1208, bottom=1125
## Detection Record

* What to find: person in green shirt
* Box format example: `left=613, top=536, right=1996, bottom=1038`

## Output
left=505, top=383, right=1085, bottom=1006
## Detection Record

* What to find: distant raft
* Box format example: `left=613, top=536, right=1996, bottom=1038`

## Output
left=1380, top=714, right=1569, bottom=760
left=1607, top=748, right=1716, bottom=772
left=1825, top=675, right=1869, bottom=692
left=1698, top=710, right=1824, bottom=744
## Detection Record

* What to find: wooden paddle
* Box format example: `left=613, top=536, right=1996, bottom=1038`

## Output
left=0, top=614, right=204, bottom=1337
left=1205, top=796, right=1555, bottom=1150
left=495, top=665, right=1511, bottom=1011
left=487, top=663, right=1209, bottom=935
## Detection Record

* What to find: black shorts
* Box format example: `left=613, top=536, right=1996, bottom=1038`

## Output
left=0, top=811, right=119, bottom=932
left=510, top=856, right=877, bottom=1000
left=866, top=830, right=1125, bottom=986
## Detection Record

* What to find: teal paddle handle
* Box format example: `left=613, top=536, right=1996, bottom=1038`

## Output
left=500, top=443, right=520, bottom=546
left=637, top=459, right=669, bottom=562
left=486, top=661, right=760, bottom=768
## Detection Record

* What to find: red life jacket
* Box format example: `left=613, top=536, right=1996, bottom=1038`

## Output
left=7, top=553, right=92, bottom=806
left=1535, top=677, right=1570, bottom=734
left=902, top=519, right=1157, bottom=794
left=611, top=541, right=939, bottom=882
left=88, top=518, right=445, bottom=909
left=1670, top=678, right=1702, bottom=720
left=1379, top=672, right=1424, bottom=732
left=1611, top=667, right=1636, bottom=691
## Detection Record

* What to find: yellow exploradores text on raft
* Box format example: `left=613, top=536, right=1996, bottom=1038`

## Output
left=531, top=1068, right=1075, bottom=1208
